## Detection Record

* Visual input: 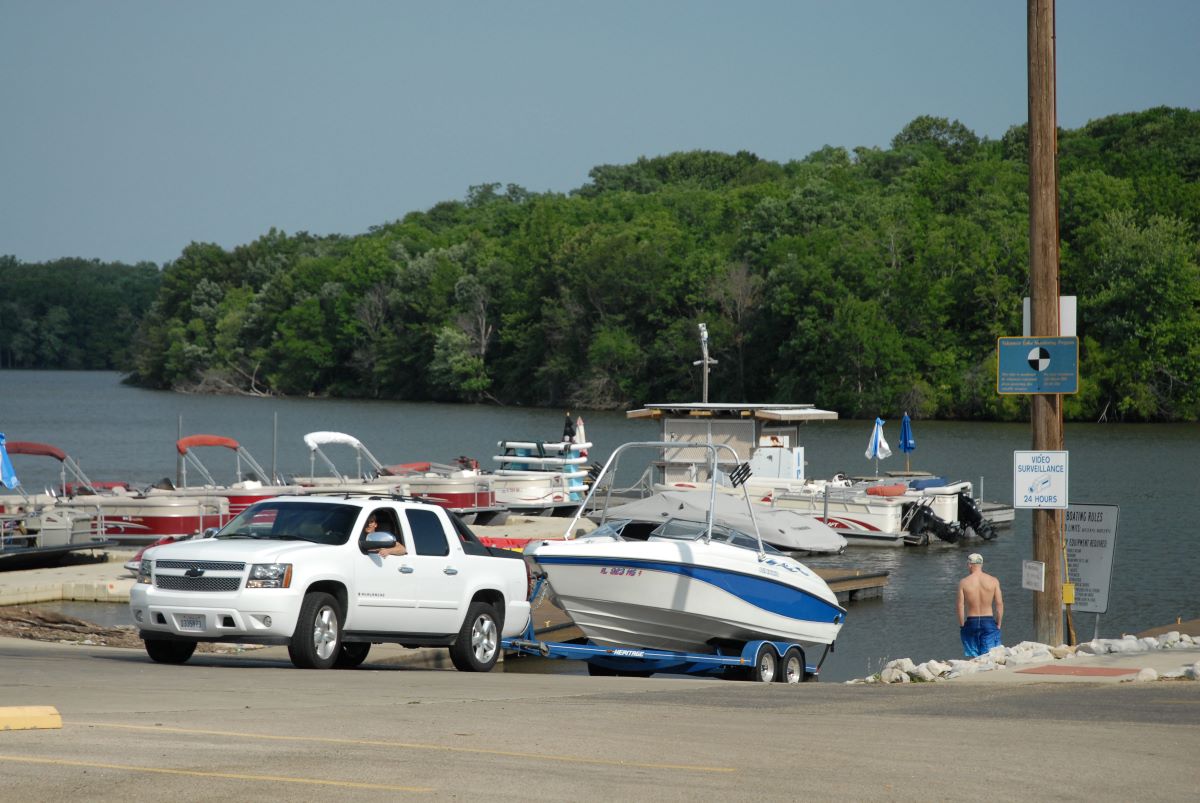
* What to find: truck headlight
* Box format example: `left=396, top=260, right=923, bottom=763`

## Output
left=247, top=563, right=293, bottom=589
left=137, top=559, right=153, bottom=584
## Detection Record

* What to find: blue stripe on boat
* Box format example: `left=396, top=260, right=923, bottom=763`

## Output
left=535, top=556, right=845, bottom=623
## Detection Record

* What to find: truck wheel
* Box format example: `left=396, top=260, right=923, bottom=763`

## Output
left=449, top=601, right=500, bottom=672
left=752, top=643, right=778, bottom=683
left=334, top=642, right=371, bottom=669
left=144, top=639, right=196, bottom=665
left=288, top=592, right=342, bottom=669
left=777, top=647, right=804, bottom=684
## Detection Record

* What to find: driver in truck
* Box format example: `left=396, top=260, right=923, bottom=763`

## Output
left=364, top=512, right=407, bottom=557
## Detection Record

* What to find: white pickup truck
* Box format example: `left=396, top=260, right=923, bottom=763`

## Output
left=129, top=494, right=531, bottom=670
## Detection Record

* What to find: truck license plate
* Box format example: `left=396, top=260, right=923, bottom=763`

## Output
left=178, top=614, right=205, bottom=631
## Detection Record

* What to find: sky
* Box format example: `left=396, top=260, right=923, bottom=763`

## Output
left=2, top=0, right=1197, bottom=266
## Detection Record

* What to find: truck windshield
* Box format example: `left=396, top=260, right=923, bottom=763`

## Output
left=216, top=501, right=359, bottom=545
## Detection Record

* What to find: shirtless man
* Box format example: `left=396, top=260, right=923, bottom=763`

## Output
left=957, top=553, right=1004, bottom=657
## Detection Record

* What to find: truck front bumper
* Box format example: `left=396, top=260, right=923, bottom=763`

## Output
left=130, top=584, right=302, bottom=642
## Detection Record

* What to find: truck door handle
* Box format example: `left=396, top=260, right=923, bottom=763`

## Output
left=399, top=565, right=414, bottom=574
left=443, top=567, right=458, bottom=575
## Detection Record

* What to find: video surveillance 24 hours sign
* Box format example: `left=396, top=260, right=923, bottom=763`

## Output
left=1013, top=451, right=1068, bottom=509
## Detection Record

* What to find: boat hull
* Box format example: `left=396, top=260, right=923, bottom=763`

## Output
left=494, top=474, right=584, bottom=515
left=58, top=495, right=230, bottom=544
left=528, top=542, right=844, bottom=653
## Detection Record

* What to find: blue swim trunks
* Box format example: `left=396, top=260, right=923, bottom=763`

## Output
left=960, top=616, right=1002, bottom=658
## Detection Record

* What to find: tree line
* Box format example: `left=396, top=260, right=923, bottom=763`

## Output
left=0, top=257, right=159, bottom=370
left=4, top=107, right=1198, bottom=421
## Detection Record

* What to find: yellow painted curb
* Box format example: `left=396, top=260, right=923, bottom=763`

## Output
left=0, top=706, right=62, bottom=731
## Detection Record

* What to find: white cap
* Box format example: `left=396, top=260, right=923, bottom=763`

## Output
left=967, top=553, right=984, bottom=565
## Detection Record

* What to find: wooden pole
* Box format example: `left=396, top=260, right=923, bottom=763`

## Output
left=1029, top=0, right=1064, bottom=646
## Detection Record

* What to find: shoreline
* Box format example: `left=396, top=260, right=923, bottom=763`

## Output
left=3, top=515, right=1198, bottom=686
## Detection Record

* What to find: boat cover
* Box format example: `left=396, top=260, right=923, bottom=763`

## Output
left=303, top=431, right=366, bottom=451
left=598, top=489, right=846, bottom=554
left=176, top=434, right=240, bottom=454
left=5, top=441, right=68, bottom=462
left=908, top=476, right=948, bottom=490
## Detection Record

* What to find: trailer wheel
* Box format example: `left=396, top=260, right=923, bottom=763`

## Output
left=449, top=601, right=500, bottom=672
left=752, top=644, right=778, bottom=683
left=777, top=647, right=804, bottom=684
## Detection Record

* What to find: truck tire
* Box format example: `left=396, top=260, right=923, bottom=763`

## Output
left=449, top=601, right=500, bottom=672
left=288, top=592, right=342, bottom=669
left=334, top=642, right=371, bottom=669
left=144, top=639, right=196, bottom=665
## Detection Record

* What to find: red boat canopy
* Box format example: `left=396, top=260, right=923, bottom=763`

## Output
left=380, top=462, right=432, bottom=476
left=176, top=434, right=241, bottom=455
left=5, top=441, right=68, bottom=462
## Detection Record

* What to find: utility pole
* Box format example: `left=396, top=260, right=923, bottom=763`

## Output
left=694, top=323, right=718, bottom=403
left=1028, top=0, right=1064, bottom=645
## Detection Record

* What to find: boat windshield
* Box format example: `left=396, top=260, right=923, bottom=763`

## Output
left=648, top=518, right=783, bottom=555
left=215, top=501, right=358, bottom=545
left=575, top=520, right=630, bottom=542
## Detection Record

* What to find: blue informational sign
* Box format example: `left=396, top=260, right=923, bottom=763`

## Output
left=997, top=337, right=1078, bottom=394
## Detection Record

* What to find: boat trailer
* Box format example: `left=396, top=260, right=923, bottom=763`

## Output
left=501, top=577, right=830, bottom=684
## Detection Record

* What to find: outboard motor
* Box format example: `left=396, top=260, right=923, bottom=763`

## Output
left=957, top=493, right=998, bottom=541
left=906, top=505, right=961, bottom=545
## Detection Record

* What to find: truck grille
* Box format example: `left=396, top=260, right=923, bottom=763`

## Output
left=155, top=559, right=247, bottom=571
left=155, top=575, right=242, bottom=592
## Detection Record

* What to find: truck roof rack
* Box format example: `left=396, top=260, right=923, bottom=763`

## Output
left=296, top=489, right=427, bottom=503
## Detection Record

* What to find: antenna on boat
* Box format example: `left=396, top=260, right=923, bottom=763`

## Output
left=693, top=323, right=718, bottom=403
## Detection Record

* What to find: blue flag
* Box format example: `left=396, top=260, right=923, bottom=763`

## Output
left=0, top=432, right=19, bottom=489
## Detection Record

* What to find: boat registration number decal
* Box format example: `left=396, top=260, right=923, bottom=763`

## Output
left=177, top=614, right=205, bottom=631
left=599, top=567, right=642, bottom=577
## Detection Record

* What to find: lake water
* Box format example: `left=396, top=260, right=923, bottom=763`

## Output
left=2, top=370, right=1196, bottom=681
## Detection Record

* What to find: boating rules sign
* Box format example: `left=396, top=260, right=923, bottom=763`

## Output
left=1064, top=504, right=1119, bottom=614
left=1013, top=451, right=1068, bottom=509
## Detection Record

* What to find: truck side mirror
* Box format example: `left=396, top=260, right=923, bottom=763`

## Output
left=361, top=531, right=397, bottom=554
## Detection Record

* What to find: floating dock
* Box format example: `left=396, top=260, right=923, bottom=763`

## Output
left=811, top=566, right=888, bottom=597
left=813, top=567, right=889, bottom=602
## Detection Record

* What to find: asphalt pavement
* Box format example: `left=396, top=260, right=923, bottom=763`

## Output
left=0, top=637, right=1198, bottom=801
left=2, top=553, right=1200, bottom=799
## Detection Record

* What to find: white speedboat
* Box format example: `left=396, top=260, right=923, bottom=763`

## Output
left=492, top=428, right=592, bottom=516
left=755, top=472, right=998, bottom=547
left=524, top=442, right=846, bottom=655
